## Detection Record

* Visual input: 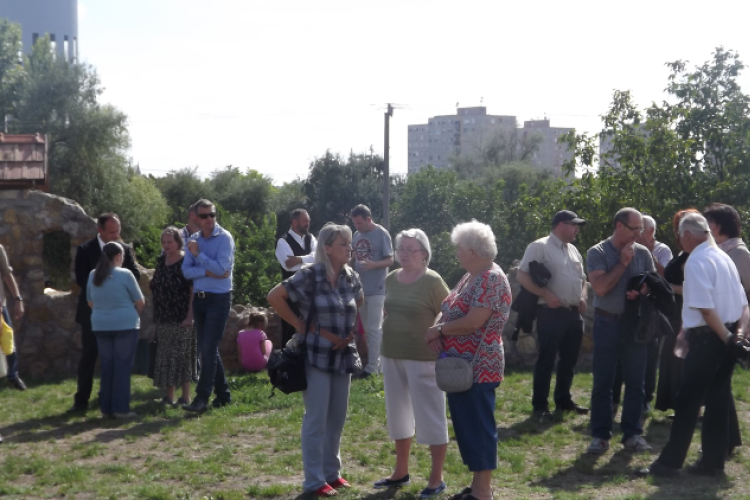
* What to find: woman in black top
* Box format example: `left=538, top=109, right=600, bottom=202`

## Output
left=655, top=209, right=698, bottom=412
left=151, top=227, right=196, bottom=405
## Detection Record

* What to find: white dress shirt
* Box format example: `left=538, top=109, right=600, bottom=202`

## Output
left=275, top=230, right=317, bottom=272
left=682, top=240, right=747, bottom=329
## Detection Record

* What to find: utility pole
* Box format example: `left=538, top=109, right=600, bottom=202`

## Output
left=383, top=103, right=394, bottom=231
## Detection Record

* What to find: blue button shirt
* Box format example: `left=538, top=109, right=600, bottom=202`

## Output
left=182, top=223, right=235, bottom=294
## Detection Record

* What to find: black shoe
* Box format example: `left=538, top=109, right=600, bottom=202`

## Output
left=685, top=462, right=725, bottom=477
left=637, top=460, right=680, bottom=478
left=211, top=397, right=231, bottom=408
left=532, top=409, right=551, bottom=422
left=0, top=433, right=3, bottom=443
left=373, top=473, right=410, bottom=489
left=183, top=399, right=208, bottom=413
left=66, top=403, right=87, bottom=413
left=556, top=403, right=589, bottom=415
left=353, top=371, right=371, bottom=380
left=449, top=487, right=472, bottom=500
left=9, top=377, right=26, bottom=391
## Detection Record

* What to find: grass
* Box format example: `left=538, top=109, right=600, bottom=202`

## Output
left=2, top=368, right=750, bottom=499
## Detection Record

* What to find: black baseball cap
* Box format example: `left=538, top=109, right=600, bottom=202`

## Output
left=552, top=210, right=586, bottom=226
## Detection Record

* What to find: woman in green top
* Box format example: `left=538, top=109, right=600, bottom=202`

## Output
left=373, top=229, right=451, bottom=499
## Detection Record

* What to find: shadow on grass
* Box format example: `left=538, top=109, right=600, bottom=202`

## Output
left=0, top=394, right=184, bottom=444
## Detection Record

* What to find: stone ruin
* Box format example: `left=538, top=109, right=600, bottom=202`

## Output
left=0, top=189, right=282, bottom=379
left=0, top=189, right=595, bottom=380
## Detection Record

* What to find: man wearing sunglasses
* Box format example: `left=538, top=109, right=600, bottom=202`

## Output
left=585, top=208, right=655, bottom=455
left=181, top=199, right=235, bottom=413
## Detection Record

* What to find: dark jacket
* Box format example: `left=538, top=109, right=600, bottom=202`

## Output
left=75, top=237, right=141, bottom=327
left=624, top=272, right=675, bottom=343
left=511, top=261, right=551, bottom=340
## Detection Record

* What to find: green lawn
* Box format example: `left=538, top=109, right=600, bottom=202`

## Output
left=1, top=367, right=750, bottom=499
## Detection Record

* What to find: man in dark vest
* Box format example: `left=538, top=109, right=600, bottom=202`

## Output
left=274, top=209, right=317, bottom=346
left=69, top=213, right=141, bottom=412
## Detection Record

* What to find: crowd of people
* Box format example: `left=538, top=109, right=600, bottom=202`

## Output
left=2, top=198, right=749, bottom=496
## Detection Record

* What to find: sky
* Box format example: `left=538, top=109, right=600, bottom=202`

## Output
left=74, top=0, right=750, bottom=185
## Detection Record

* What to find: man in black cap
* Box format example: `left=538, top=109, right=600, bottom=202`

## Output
left=518, top=210, right=589, bottom=421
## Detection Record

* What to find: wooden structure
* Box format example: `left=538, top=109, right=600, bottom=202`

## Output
left=0, top=133, right=48, bottom=191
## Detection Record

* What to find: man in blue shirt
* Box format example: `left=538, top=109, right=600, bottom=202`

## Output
left=181, top=199, right=235, bottom=413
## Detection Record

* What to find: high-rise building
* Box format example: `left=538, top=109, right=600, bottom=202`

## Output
left=408, top=107, right=574, bottom=176
left=0, top=0, right=78, bottom=62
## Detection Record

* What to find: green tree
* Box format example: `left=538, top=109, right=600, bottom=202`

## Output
left=0, top=20, right=22, bottom=126
left=208, top=166, right=275, bottom=225
left=152, top=167, right=210, bottom=223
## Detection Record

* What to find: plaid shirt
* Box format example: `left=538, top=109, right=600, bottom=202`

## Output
left=284, top=263, right=363, bottom=374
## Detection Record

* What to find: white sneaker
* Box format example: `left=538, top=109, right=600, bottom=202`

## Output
left=587, top=437, right=610, bottom=455
left=623, top=435, right=652, bottom=452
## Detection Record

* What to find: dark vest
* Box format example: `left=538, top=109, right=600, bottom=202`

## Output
left=280, top=231, right=312, bottom=280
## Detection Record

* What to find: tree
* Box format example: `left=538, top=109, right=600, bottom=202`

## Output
left=208, top=166, right=275, bottom=225
left=0, top=20, right=22, bottom=127
left=152, top=167, right=210, bottom=223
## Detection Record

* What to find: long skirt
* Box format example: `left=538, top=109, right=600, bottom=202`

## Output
left=152, top=323, right=197, bottom=388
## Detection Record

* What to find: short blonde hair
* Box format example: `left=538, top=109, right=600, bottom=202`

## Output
left=394, top=228, right=432, bottom=266
left=450, top=220, right=497, bottom=259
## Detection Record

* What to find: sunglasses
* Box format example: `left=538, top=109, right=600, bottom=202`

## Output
left=198, top=213, right=217, bottom=219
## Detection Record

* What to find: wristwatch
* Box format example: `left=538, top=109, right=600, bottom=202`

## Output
left=438, top=324, right=444, bottom=336
left=15, top=296, right=22, bottom=301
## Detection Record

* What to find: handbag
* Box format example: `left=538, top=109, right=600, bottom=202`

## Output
left=435, top=328, right=487, bottom=393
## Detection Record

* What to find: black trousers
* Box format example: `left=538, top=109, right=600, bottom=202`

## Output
left=280, top=298, right=301, bottom=347
left=74, top=322, right=98, bottom=407
left=657, top=330, right=736, bottom=470
left=532, top=306, right=583, bottom=411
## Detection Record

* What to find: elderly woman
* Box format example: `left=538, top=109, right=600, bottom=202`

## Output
left=425, top=221, right=511, bottom=500
left=87, top=242, right=145, bottom=419
left=151, top=227, right=196, bottom=406
left=267, top=223, right=363, bottom=498
left=374, top=229, right=450, bottom=498
left=703, top=203, right=747, bottom=455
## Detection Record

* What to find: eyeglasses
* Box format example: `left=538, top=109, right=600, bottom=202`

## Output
left=396, top=247, right=424, bottom=254
left=622, top=222, right=644, bottom=234
left=198, top=213, right=217, bottom=219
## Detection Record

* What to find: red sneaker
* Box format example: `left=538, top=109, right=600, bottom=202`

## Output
left=329, top=478, right=351, bottom=489
left=314, top=484, right=338, bottom=497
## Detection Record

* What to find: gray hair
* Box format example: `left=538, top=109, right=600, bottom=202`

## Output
left=642, top=215, right=656, bottom=233
left=395, top=228, right=432, bottom=266
left=450, top=220, right=498, bottom=260
left=315, top=223, right=353, bottom=279
left=678, top=213, right=711, bottom=241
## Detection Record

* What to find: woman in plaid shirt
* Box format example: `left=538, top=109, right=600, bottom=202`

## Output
left=268, top=223, right=364, bottom=497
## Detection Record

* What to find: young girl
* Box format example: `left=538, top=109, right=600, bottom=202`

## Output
left=237, top=313, right=273, bottom=371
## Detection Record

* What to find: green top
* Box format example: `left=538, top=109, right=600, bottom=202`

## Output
left=382, top=268, right=450, bottom=361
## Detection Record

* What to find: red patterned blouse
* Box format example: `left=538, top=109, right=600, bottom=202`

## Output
left=441, top=264, right=512, bottom=383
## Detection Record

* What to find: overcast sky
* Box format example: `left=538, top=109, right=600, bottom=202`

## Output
left=76, top=0, right=750, bottom=185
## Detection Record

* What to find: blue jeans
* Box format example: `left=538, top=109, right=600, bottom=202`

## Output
left=95, top=329, right=139, bottom=414
left=590, top=315, right=647, bottom=442
left=447, top=382, right=500, bottom=471
left=2, top=306, right=19, bottom=381
left=193, top=292, right=231, bottom=403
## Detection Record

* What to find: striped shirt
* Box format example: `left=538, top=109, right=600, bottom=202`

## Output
left=283, top=263, right=364, bottom=374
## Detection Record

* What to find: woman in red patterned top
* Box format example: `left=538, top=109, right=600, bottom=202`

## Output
left=425, top=220, right=511, bottom=500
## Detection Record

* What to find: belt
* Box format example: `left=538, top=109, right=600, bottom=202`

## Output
left=195, top=291, right=229, bottom=299
left=595, top=307, right=623, bottom=321
left=685, top=322, right=738, bottom=340
left=539, top=304, right=579, bottom=313
left=309, top=327, right=354, bottom=346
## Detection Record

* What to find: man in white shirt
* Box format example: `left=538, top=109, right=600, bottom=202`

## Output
left=275, top=209, right=317, bottom=345
left=643, top=213, right=750, bottom=477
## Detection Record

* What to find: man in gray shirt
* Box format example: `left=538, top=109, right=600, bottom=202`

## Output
left=350, top=204, right=393, bottom=378
left=586, top=208, right=655, bottom=455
